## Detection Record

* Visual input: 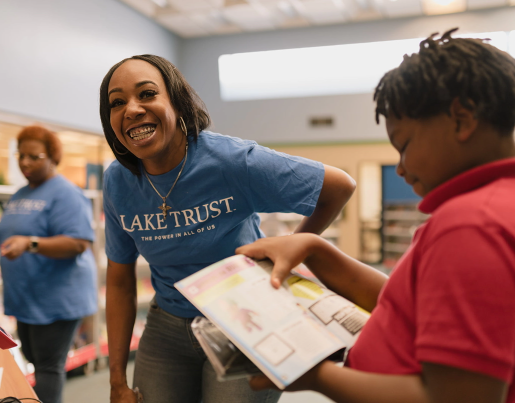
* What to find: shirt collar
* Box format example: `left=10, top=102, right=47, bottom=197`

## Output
left=419, top=157, right=515, bottom=214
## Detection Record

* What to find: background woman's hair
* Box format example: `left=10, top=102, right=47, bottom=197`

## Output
left=17, top=125, right=63, bottom=165
left=374, top=28, right=515, bottom=135
left=99, top=54, right=211, bottom=175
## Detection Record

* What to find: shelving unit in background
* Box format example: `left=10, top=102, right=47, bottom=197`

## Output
left=381, top=166, right=428, bottom=270
left=259, top=212, right=341, bottom=245
left=258, top=212, right=342, bottom=278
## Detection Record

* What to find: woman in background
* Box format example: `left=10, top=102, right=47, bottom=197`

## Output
left=99, top=54, right=356, bottom=403
left=0, top=125, right=98, bottom=403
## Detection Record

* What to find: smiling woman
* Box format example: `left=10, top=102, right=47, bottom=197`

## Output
left=97, top=54, right=357, bottom=403
left=100, top=55, right=210, bottom=177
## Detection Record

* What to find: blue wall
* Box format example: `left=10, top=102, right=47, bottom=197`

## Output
left=381, top=165, right=421, bottom=205
left=0, top=0, right=181, bottom=133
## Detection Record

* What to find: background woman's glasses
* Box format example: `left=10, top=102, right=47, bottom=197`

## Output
left=14, top=152, right=47, bottom=162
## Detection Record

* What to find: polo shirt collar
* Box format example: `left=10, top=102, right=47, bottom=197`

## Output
left=419, top=157, right=515, bottom=214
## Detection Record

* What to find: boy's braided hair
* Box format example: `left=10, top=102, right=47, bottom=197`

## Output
left=374, top=28, right=515, bottom=135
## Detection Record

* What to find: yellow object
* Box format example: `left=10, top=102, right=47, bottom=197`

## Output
left=287, top=276, right=324, bottom=300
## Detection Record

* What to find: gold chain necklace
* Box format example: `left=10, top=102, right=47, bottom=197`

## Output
left=144, top=142, right=188, bottom=220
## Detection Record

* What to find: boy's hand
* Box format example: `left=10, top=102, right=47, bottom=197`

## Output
left=236, top=234, right=320, bottom=289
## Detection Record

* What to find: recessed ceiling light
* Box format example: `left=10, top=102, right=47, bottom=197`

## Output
left=422, top=0, right=466, bottom=15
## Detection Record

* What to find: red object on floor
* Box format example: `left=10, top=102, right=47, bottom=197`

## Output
left=65, top=344, right=97, bottom=372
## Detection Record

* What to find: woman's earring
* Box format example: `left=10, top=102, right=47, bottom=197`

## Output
left=112, top=142, right=129, bottom=155
left=179, top=117, right=187, bottom=136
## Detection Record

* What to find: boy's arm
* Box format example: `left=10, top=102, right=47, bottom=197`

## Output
left=236, top=233, right=387, bottom=312
left=294, top=165, right=356, bottom=235
left=250, top=361, right=507, bottom=403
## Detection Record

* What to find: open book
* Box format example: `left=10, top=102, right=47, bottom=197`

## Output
left=175, top=254, right=369, bottom=389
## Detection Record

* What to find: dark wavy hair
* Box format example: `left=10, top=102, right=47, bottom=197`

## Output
left=374, top=28, right=515, bottom=135
left=17, top=125, right=63, bottom=165
left=99, top=54, right=211, bottom=175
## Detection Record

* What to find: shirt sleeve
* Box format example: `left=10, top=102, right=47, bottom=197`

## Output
left=415, top=226, right=515, bottom=382
left=103, top=172, right=139, bottom=264
left=244, top=144, right=325, bottom=215
left=47, top=185, right=95, bottom=242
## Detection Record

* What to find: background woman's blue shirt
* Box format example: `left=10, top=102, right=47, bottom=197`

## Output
left=0, top=175, right=98, bottom=324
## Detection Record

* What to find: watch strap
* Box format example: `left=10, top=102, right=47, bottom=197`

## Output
left=28, top=236, right=39, bottom=254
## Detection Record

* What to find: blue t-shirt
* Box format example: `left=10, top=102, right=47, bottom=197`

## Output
left=0, top=175, right=98, bottom=324
left=104, top=131, right=325, bottom=317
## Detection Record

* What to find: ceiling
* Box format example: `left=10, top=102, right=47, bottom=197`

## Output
left=119, top=0, right=515, bottom=38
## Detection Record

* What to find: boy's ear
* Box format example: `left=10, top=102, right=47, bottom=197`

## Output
left=449, top=97, right=479, bottom=142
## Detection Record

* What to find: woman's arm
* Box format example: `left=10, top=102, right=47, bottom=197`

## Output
left=0, top=235, right=90, bottom=259
left=236, top=233, right=387, bottom=312
left=250, top=361, right=507, bottom=403
left=106, top=258, right=140, bottom=403
left=294, top=165, right=356, bottom=235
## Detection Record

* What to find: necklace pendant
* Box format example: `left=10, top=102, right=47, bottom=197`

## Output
left=158, top=201, right=171, bottom=219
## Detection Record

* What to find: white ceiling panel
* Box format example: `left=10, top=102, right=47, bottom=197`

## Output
left=188, top=11, right=244, bottom=34
left=157, top=13, right=210, bottom=37
left=296, top=0, right=347, bottom=24
left=467, top=0, right=507, bottom=9
left=222, top=4, right=279, bottom=30
left=167, top=0, right=219, bottom=12
left=188, top=12, right=226, bottom=33
left=352, top=7, right=384, bottom=21
left=120, top=0, right=157, bottom=17
left=337, top=0, right=360, bottom=19
left=118, top=0, right=514, bottom=38
left=372, top=0, right=424, bottom=18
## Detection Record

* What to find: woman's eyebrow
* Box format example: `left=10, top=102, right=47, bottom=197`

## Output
left=108, top=87, right=122, bottom=97
left=108, top=80, right=158, bottom=97
left=135, top=80, right=157, bottom=88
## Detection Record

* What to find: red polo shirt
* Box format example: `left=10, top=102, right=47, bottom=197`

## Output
left=347, top=158, right=515, bottom=402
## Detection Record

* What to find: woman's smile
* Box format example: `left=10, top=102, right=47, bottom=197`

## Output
left=127, top=124, right=157, bottom=141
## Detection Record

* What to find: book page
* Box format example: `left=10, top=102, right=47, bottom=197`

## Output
left=175, top=255, right=346, bottom=389
left=284, top=273, right=369, bottom=348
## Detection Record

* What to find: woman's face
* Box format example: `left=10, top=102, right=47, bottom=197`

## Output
left=18, top=140, right=55, bottom=187
left=107, top=59, right=184, bottom=172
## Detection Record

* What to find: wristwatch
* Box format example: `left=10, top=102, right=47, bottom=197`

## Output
left=28, top=236, right=39, bottom=254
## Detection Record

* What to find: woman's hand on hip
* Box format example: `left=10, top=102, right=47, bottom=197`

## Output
left=0, top=236, right=30, bottom=260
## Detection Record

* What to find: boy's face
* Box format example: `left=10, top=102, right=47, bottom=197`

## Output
left=386, top=113, right=467, bottom=197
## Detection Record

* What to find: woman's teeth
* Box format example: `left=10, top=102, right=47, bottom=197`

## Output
left=128, top=125, right=156, bottom=140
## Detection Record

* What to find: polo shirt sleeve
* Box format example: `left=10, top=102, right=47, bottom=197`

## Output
left=47, top=185, right=94, bottom=242
left=415, top=226, right=515, bottom=382
left=103, top=172, right=139, bottom=264
left=243, top=144, right=325, bottom=216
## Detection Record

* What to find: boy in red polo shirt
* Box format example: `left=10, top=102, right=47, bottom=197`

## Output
left=237, top=28, right=515, bottom=403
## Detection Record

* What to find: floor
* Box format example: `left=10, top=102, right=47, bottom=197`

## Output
left=63, top=360, right=333, bottom=403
